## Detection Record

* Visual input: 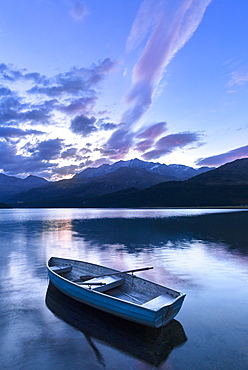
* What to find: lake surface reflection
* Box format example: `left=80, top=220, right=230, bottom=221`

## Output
left=0, top=208, right=248, bottom=369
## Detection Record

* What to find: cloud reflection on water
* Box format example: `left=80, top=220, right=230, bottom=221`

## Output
left=71, top=211, right=248, bottom=256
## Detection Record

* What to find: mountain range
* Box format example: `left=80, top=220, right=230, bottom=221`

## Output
left=73, top=158, right=211, bottom=181
left=72, top=158, right=248, bottom=208
left=0, top=158, right=248, bottom=208
left=0, top=174, right=48, bottom=200
left=0, top=159, right=211, bottom=203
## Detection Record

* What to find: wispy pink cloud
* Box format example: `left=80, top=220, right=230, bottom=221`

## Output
left=136, top=121, right=167, bottom=140
left=142, top=132, right=201, bottom=160
left=122, top=0, right=212, bottom=125
left=105, top=121, right=167, bottom=158
left=196, top=145, right=248, bottom=166
left=134, top=121, right=167, bottom=153
left=105, top=0, right=211, bottom=159
left=104, top=127, right=135, bottom=159
left=135, top=139, right=154, bottom=153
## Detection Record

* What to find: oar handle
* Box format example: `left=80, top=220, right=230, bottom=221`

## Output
left=122, top=267, right=154, bottom=275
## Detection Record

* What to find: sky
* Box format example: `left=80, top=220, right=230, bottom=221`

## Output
left=0, top=0, right=247, bottom=180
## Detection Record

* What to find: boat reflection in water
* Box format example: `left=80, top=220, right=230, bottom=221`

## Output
left=46, top=283, right=187, bottom=367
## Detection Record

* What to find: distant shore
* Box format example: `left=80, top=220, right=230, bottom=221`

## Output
left=1, top=204, right=247, bottom=210
left=0, top=202, right=12, bottom=209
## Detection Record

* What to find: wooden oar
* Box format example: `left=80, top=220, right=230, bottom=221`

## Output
left=79, top=266, right=153, bottom=281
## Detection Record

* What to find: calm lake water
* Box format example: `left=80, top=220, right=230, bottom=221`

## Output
left=0, top=208, right=248, bottom=369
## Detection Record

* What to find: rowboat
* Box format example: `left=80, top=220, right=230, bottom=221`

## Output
left=47, top=257, right=186, bottom=328
left=46, top=282, right=187, bottom=366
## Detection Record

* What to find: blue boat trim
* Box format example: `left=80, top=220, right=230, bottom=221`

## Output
left=47, top=257, right=186, bottom=328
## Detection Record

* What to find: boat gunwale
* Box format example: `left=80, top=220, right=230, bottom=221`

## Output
left=47, top=257, right=186, bottom=313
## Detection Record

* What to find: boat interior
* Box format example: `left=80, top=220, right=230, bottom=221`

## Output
left=48, top=257, right=180, bottom=309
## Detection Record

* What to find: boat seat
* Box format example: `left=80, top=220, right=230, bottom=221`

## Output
left=80, top=275, right=124, bottom=292
left=50, top=265, right=72, bottom=274
left=142, top=294, right=174, bottom=310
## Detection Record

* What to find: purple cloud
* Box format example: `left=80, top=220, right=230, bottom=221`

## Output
left=61, top=147, right=78, bottom=159
left=35, top=139, right=64, bottom=161
left=0, top=88, right=54, bottom=125
left=156, top=132, right=200, bottom=148
left=0, top=63, right=23, bottom=82
left=142, top=132, right=201, bottom=160
left=0, top=140, right=17, bottom=161
left=136, top=121, right=167, bottom=140
left=58, top=97, right=97, bottom=115
left=28, top=58, right=115, bottom=97
left=0, top=59, right=119, bottom=178
left=104, top=127, right=134, bottom=159
left=0, top=94, right=27, bottom=124
left=122, top=0, right=212, bottom=125
left=51, top=164, right=80, bottom=177
left=135, top=139, right=154, bottom=152
left=196, top=145, right=248, bottom=166
left=0, top=141, right=54, bottom=177
left=0, top=127, right=44, bottom=139
left=0, top=63, right=45, bottom=84
left=70, top=115, right=97, bottom=136
left=134, top=121, right=167, bottom=152
left=0, top=86, right=12, bottom=96
left=121, top=81, right=153, bottom=124
left=97, top=118, right=118, bottom=131
left=0, top=59, right=116, bottom=100
left=0, top=60, right=116, bottom=132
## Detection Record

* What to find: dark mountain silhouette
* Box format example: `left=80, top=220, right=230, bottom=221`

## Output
left=77, top=158, right=248, bottom=208
left=0, top=202, right=12, bottom=208
left=1, top=159, right=212, bottom=204
left=0, top=174, right=48, bottom=201
left=50, top=183, right=248, bottom=208
left=2, top=158, right=248, bottom=208
left=7, top=167, right=177, bottom=205
left=187, top=158, right=248, bottom=184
